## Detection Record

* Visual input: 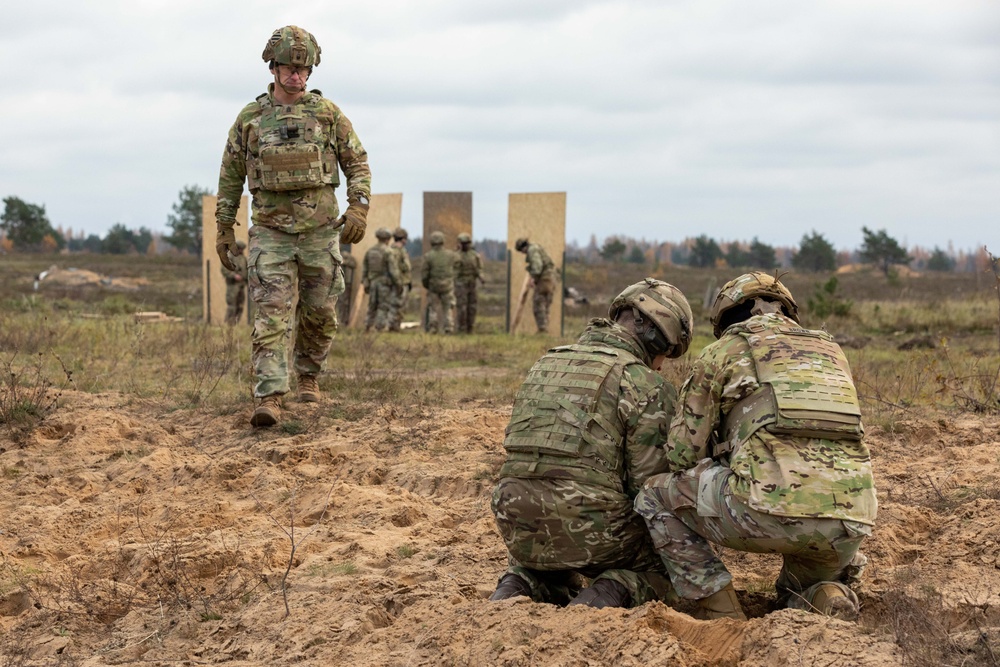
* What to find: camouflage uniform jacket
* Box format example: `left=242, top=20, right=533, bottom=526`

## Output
left=454, top=248, right=482, bottom=285
left=666, top=312, right=877, bottom=525
left=421, top=248, right=456, bottom=291
left=500, top=318, right=677, bottom=499
left=390, top=245, right=412, bottom=287
left=525, top=243, right=555, bottom=282
left=362, top=244, right=399, bottom=288
left=216, top=84, right=371, bottom=233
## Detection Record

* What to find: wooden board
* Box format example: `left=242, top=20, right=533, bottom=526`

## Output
left=506, top=193, right=566, bottom=335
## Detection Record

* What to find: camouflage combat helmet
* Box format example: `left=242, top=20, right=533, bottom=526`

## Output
left=609, top=278, right=693, bottom=358
left=375, top=227, right=392, bottom=240
left=514, top=238, right=529, bottom=252
left=710, top=271, right=799, bottom=338
left=429, top=231, right=445, bottom=246
left=262, top=25, right=322, bottom=67
left=457, top=233, right=472, bottom=244
left=392, top=227, right=408, bottom=241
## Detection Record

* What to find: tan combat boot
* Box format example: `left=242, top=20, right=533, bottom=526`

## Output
left=250, top=395, right=281, bottom=427
left=298, top=375, right=321, bottom=403
left=697, top=583, right=747, bottom=621
left=810, top=583, right=859, bottom=621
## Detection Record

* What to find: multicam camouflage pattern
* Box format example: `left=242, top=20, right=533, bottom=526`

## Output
left=422, top=246, right=456, bottom=334
left=362, top=242, right=399, bottom=331
left=387, top=242, right=412, bottom=332
left=454, top=246, right=482, bottom=334
left=664, top=312, right=877, bottom=524
left=710, top=271, right=799, bottom=338
left=491, top=319, right=679, bottom=605
left=523, top=242, right=556, bottom=333
left=524, top=242, right=555, bottom=282
left=216, top=85, right=371, bottom=235
left=262, top=25, right=321, bottom=66
left=635, top=459, right=871, bottom=602
left=609, top=278, right=693, bottom=358
left=247, top=223, right=345, bottom=397
left=717, top=320, right=863, bottom=450
left=634, top=310, right=877, bottom=602
left=222, top=252, right=248, bottom=323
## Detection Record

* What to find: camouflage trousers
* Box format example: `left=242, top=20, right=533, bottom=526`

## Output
left=225, top=283, right=246, bottom=323
left=387, top=285, right=409, bottom=332
left=454, top=280, right=478, bottom=334
left=634, top=459, right=870, bottom=605
left=492, top=477, right=674, bottom=607
left=426, top=287, right=455, bottom=334
left=248, top=223, right=345, bottom=398
left=365, top=279, right=395, bottom=331
left=532, top=276, right=555, bottom=333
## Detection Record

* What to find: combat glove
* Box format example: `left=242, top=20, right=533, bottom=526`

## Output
left=338, top=197, right=369, bottom=244
left=567, top=578, right=630, bottom=609
left=216, top=224, right=239, bottom=271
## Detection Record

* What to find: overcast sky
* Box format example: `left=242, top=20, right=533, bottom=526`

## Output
left=2, top=0, right=997, bottom=252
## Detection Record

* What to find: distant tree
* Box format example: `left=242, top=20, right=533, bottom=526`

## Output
left=165, top=185, right=211, bottom=254
left=626, top=246, right=646, bottom=264
left=725, top=243, right=750, bottom=269
left=82, top=234, right=104, bottom=253
left=792, top=231, right=836, bottom=272
left=748, top=237, right=777, bottom=269
left=859, top=227, right=911, bottom=276
left=1, top=196, right=64, bottom=251
left=689, top=235, right=722, bottom=268
left=926, top=247, right=955, bottom=272
left=600, top=238, right=627, bottom=262
left=103, top=223, right=138, bottom=254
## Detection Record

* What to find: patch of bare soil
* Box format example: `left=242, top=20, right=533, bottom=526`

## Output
left=1, top=393, right=997, bottom=665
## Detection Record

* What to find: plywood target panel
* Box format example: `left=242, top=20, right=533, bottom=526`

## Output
left=506, top=192, right=566, bottom=335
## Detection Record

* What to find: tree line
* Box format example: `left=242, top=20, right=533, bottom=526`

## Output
left=0, top=190, right=973, bottom=274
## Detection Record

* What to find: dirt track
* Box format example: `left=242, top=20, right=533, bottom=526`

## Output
left=1, top=391, right=998, bottom=665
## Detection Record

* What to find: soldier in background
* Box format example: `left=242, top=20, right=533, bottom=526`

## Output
left=490, top=279, right=693, bottom=608
left=215, top=25, right=371, bottom=427
left=421, top=231, right=456, bottom=334
left=362, top=228, right=399, bottom=332
left=515, top=238, right=556, bottom=333
left=634, top=272, right=876, bottom=621
left=388, top=227, right=412, bottom=332
left=453, top=232, right=483, bottom=334
left=223, top=240, right=248, bottom=323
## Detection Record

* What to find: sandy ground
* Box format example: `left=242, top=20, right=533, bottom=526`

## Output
left=1, top=391, right=998, bottom=666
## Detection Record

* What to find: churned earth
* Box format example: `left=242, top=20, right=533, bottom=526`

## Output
left=0, top=390, right=998, bottom=666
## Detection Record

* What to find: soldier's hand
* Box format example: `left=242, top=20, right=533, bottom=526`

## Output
left=338, top=197, right=370, bottom=244
left=216, top=224, right=239, bottom=271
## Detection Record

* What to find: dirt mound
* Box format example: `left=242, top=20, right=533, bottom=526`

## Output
left=1, top=394, right=997, bottom=665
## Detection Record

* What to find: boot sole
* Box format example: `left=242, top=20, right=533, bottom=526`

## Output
left=299, top=393, right=320, bottom=403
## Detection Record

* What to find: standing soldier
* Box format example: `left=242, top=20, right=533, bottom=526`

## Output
left=490, top=279, right=693, bottom=608
left=453, top=233, right=483, bottom=334
left=388, top=227, right=412, bottom=332
left=515, top=238, right=556, bottom=334
left=362, top=228, right=399, bottom=332
left=634, top=272, right=876, bottom=621
left=421, top=231, right=456, bottom=334
left=223, top=240, right=248, bottom=323
left=215, top=25, right=371, bottom=427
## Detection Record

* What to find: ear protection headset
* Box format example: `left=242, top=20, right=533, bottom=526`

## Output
left=632, top=308, right=671, bottom=357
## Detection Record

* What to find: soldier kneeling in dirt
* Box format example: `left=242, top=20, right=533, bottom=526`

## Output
left=634, top=272, right=876, bottom=621
left=490, top=279, right=693, bottom=608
